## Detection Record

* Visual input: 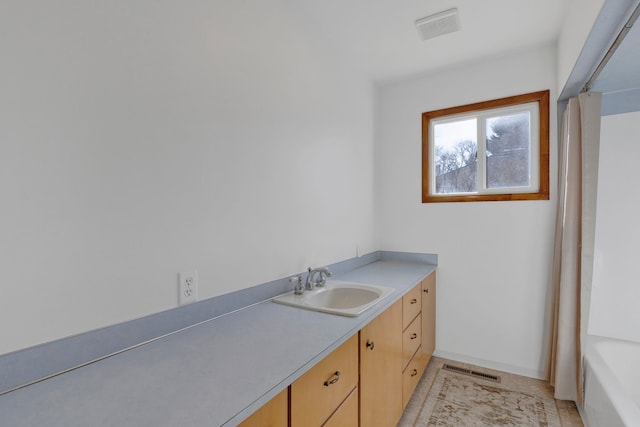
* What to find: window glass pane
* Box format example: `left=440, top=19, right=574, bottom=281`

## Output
left=485, top=112, right=530, bottom=189
left=433, top=118, right=477, bottom=194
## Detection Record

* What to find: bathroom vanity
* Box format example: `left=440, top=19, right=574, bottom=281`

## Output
left=0, top=253, right=436, bottom=426
left=240, top=270, right=436, bottom=427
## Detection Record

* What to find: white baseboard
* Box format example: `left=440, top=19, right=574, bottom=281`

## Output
left=433, top=349, right=547, bottom=380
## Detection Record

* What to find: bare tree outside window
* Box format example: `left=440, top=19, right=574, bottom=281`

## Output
left=434, top=140, right=477, bottom=193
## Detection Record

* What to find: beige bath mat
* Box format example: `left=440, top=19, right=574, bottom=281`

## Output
left=414, top=367, right=562, bottom=426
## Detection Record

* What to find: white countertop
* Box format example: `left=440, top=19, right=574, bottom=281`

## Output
left=0, top=260, right=435, bottom=426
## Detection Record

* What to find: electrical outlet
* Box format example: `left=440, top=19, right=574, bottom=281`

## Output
left=178, top=270, right=198, bottom=305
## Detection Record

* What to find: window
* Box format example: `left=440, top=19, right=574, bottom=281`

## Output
left=422, top=90, right=549, bottom=203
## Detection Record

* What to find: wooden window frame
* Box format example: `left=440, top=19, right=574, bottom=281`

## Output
left=422, top=90, right=550, bottom=203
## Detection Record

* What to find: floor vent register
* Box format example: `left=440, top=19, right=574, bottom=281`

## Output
left=442, top=363, right=501, bottom=383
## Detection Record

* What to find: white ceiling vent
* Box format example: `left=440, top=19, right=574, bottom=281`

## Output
left=415, top=8, right=460, bottom=41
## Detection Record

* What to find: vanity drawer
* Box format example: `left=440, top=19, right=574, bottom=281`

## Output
left=291, top=334, right=358, bottom=426
left=402, top=313, right=422, bottom=370
left=322, top=386, right=358, bottom=427
left=402, top=347, right=425, bottom=409
left=238, top=388, right=288, bottom=427
left=402, top=284, right=422, bottom=329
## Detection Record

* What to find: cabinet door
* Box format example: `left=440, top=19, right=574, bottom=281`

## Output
left=291, top=334, right=358, bottom=427
left=238, top=388, right=288, bottom=427
left=359, top=299, right=403, bottom=427
left=421, top=271, right=436, bottom=363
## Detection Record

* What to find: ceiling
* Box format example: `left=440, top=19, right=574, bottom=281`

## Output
left=288, top=0, right=572, bottom=83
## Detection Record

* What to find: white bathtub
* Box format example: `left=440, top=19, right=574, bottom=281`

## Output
left=584, top=337, right=640, bottom=426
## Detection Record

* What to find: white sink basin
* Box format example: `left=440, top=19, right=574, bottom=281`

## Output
left=272, top=280, right=394, bottom=317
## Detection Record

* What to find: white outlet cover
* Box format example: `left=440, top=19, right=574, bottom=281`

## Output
left=178, top=270, right=198, bottom=305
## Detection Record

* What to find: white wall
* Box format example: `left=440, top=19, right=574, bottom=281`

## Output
left=556, top=0, right=606, bottom=92
left=589, top=111, right=640, bottom=343
left=375, top=46, right=558, bottom=378
left=0, top=1, right=375, bottom=356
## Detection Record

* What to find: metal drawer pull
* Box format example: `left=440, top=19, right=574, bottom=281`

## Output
left=410, top=333, right=418, bottom=340
left=423, top=289, right=429, bottom=294
left=410, top=298, right=418, bottom=304
left=324, top=371, right=341, bottom=387
left=366, top=340, right=375, bottom=350
left=411, top=369, right=418, bottom=377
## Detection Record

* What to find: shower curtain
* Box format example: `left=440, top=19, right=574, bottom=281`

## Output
left=549, top=92, right=601, bottom=403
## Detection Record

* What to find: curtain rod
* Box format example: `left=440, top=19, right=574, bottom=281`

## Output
left=582, top=2, right=640, bottom=93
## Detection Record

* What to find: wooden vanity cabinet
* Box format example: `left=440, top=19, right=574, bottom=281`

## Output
left=359, top=299, right=403, bottom=427
left=290, top=334, right=358, bottom=427
left=237, top=388, right=288, bottom=427
left=421, top=271, right=436, bottom=364
left=401, top=282, right=425, bottom=409
left=402, top=271, right=437, bottom=408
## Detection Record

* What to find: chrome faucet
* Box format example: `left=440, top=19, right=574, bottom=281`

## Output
left=306, top=267, right=332, bottom=290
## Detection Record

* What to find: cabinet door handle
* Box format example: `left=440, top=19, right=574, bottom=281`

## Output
left=411, top=369, right=418, bottom=377
left=410, top=298, right=418, bottom=304
left=410, top=333, right=417, bottom=340
left=366, top=340, right=375, bottom=350
left=423, top=289, right=429, bottom=294
left=324, top=371, right=340, bottom=387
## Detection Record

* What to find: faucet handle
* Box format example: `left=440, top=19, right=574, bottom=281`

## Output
left=290, top=276, right=304, bottom=295
left=315, top=267, right=331, bottom=287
